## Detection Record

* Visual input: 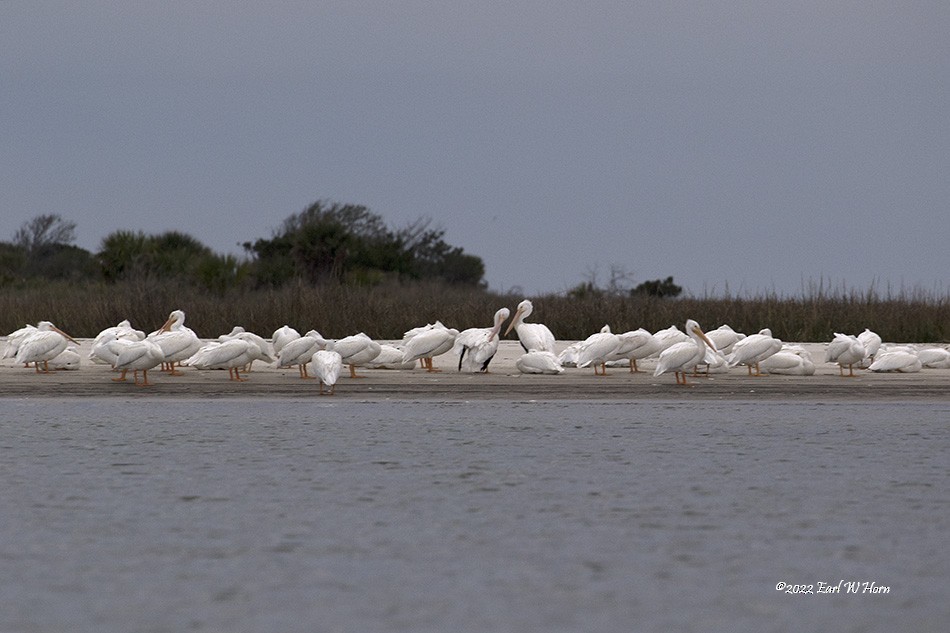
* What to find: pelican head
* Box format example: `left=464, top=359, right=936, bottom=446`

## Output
left=160, top=309, right=185, bottom=333
left=37, top=320, right=79, bottom=345
left=686, top=319, right=716, bottom=351
left=504, top=299, right=533, bottom=336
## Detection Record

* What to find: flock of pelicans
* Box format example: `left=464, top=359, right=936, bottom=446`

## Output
left=2, top=300, right=949, bottom=394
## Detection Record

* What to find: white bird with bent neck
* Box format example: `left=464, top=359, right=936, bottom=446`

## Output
left=653, top=320, right=717, bottom=385
left=505, top=300, right=556, bottom=353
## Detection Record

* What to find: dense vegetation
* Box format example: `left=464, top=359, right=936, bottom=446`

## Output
left=2, top=211, right=948, bottom=342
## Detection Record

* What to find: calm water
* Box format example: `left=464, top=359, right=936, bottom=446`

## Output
left=1, top=398, right=947, bottom=633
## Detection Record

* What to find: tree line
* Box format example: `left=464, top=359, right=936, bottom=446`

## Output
left=1, top=202, right=486, bottom=291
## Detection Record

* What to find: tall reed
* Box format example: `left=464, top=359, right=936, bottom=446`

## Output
left=2, top=280, right=947, bottom=342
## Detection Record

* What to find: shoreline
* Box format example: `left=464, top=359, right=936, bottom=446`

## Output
left=2, top=340, right=948, bottom=401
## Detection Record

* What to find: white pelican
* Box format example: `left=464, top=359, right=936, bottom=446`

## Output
left=149, top=310, right=201, bottom=375
left=917, top=347, right=950, bottom=368
left=3, top=324, right=38, bottom=364
left=272, top=325, right=301, bottom=355
left=367, top=344, right=417, bottom=370
left=515, top=350, right=564, bottom=374
left=759, top=345, right=816, bottom=376
left=651, top=325, right=690, bottom=355
left=556, top=342, right=582, bottom=367
left=857, top=328, right=882, bottom=365
left=328, top=333, right=382, bottom=378
left=15, top=321, right=79, bottom=373
left=505, top=299, right=556, bottom=353
left=183, top=337, right=257, bottom=381
left=705, top=324, right=746, bottom=355
left=607, top=328, right=662, bottom=373
left=49, top=345, right=82, bottom=370
left=218, top=326, right=273, bottom=371
left=454, top=307, right=510, bottom=373
left=824, top=333, right=866, bottom=377
left=868, top=349, right=922, bottom=373
left=113, top=338, right=165, bottom=386
left=90, top=321, right=145, bottom=365
left=653, top=319, right=717, bottom=385
left=276, top=330, right=328, bottom=379
left=401, top=322, right=458, bottom=371
left=310, top=349, right=343, bottom=395
left=575, top=325, right=622, bottom=376
left=726, top=328, right=782, bottom=376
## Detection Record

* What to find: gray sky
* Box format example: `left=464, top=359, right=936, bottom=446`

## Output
left=3, top=1, right=948, bottom=296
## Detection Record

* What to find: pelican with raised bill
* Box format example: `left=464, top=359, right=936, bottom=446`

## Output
left=15, top=321, right=80, bottom=373
left=653, top=319, right=717, bottom=385
left=505, top=299, right=556, bottom=353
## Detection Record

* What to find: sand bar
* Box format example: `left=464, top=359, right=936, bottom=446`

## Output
left=2, top=340, right=948, bottom=401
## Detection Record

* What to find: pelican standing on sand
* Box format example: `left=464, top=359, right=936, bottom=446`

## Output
left=328, top=333, right=382, bottom=378
left=401, top=321, right=458, bottom=371
left=575, top=325, right=622, bottom=376
left=825, top=333, right=866, bottom=377
left=310, top=349, right=344, bottom=395
left=505, top=300, right=556, bottom=353
left=726, top=329, right=782, bottom=376
left=113, top=338, right=166, bottom=386
left=653, top=319, right=717, bottom=385
left=15, top=321, right=79, bottom=373
left=276, top=330, right=327, bottom=379
left=149, top=310, right=201, bottom=375
left=607, top=328, right=662, bottom=373
left=454, top=307, right=510, bottom=373
left=183, top=335, right=261, bottom=381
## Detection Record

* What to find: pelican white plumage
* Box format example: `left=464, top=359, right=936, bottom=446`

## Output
left=183, top=336, right=257, bottom=381
left=218, top=326, right=273, bottom=371
left=15, top=321, right=79, bottom=373
left=705, top=324, right=746, bottom=355
left=401, top=322, right=458, bottom=371
left=272, top=325, right=301, bottom=355
left=516, top=350, right=564, bottom=374
left=607, top=328, right=662, bottom=373
left=90, top=320, right=145, bottom=365
left=328, top=333, right=382, bottom=378
left=651, top=325, right=691, bottom=357
left=48, top=345, right=82, bottom=370
left=917, top=347, right=950, bottom=368
left=653, top=319, right=717, bottom=385
left=276, top=330, right=328, bottom=378
left=726, top=328, right=782, bottom=376
left=149, top=309, right=201, bottom=375
left=868, top=349, right=922, bottom=373
left=454, top=307, right=510, bottom=373
left=575, top=325, right=622, bottom=376
left=556, top=342, right=582, bottom=367
left=113, top=338, right=166, bottom=386
left=310, top=349, right=343, bottom=395
left=3, top=324, right=37, bottom=364
left=367, top=344, right=417, bottom=370
left=825, top=333, right=866, bottom=377
left=759, top=345, right=816, bottom=376
left=857, top=328, right=883, bottom=364
left=505, top=299, right=556, bottom=353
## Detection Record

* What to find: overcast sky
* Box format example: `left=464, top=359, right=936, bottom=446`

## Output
left=3, top=1, right=948, bottom=296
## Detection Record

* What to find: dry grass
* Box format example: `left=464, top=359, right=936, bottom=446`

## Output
left=2, top=280, right=948, bottom=343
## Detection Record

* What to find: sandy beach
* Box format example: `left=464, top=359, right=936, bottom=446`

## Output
left=2, top=339, right=947, bottom=401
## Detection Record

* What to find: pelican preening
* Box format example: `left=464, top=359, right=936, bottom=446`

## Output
left=505, top=300, right=556, bottom=353
left=454, top=308, right=510, bottom=373
left=401, top=322, right=458, bottom=371
left=276, top=330, right=327, bottom=379
left=825, top=333, right=867, bottom=377
left=310, top=349, right=343, bottom=394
